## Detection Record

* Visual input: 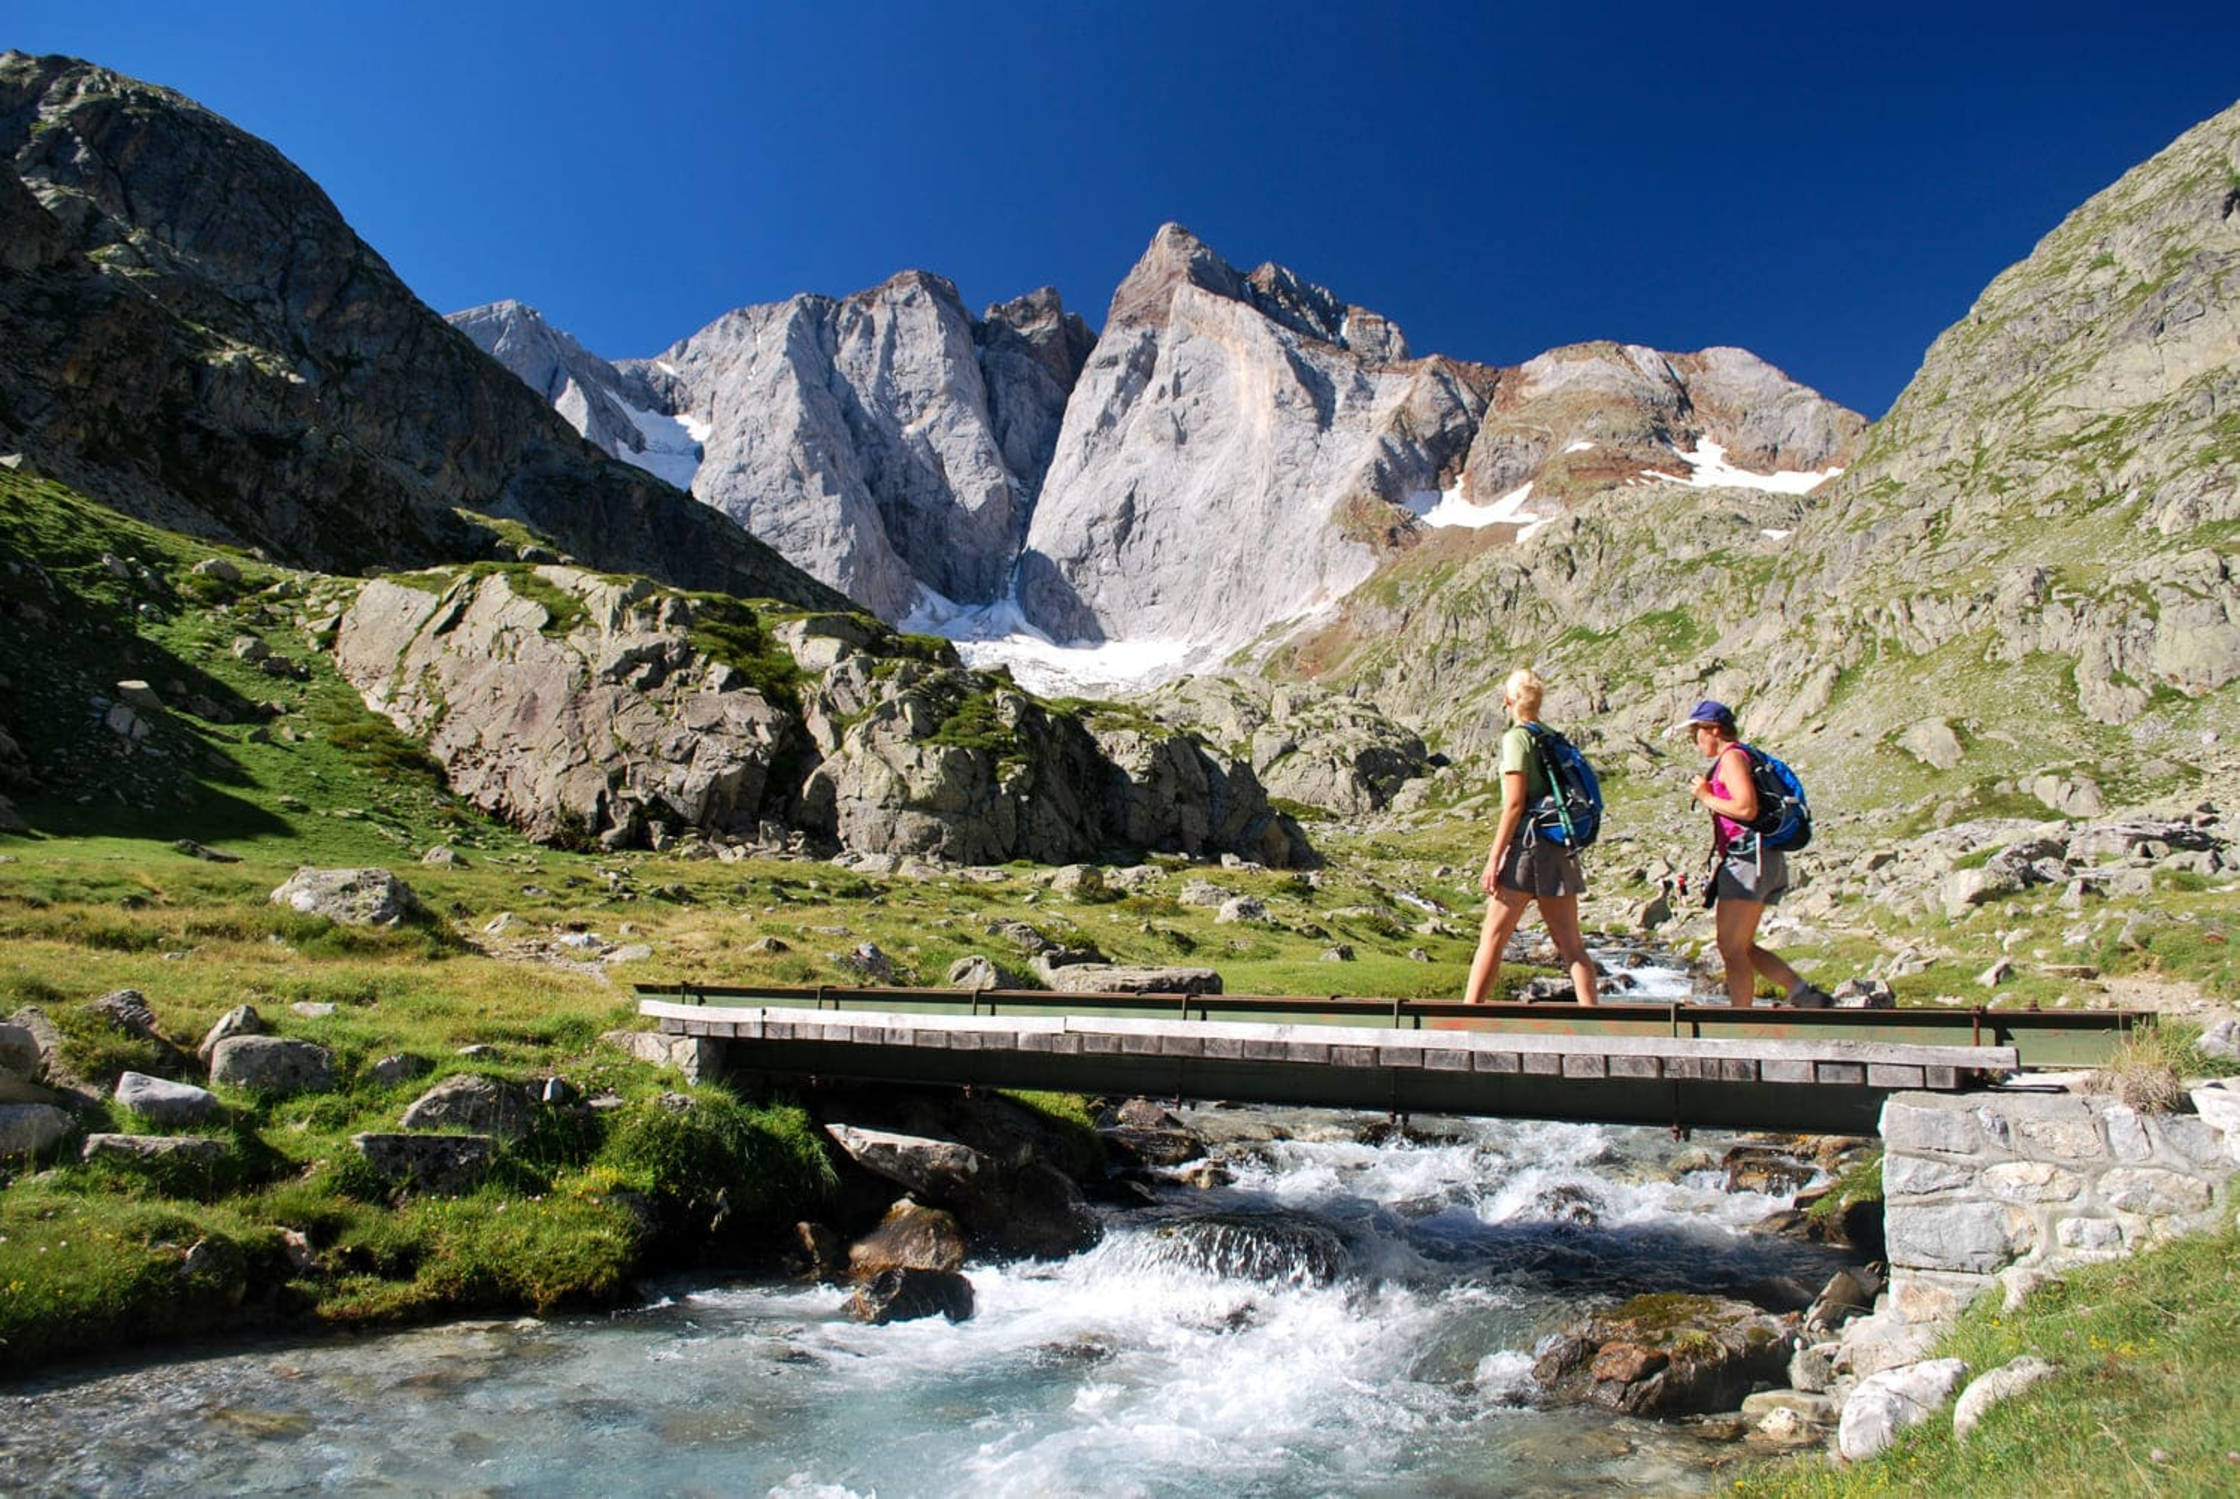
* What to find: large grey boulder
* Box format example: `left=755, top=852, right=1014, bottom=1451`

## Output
left=826, top=1124, right=985, bottom=1199
left=400, top=1075, right=537, bottom=1143
left=1838, top=1358, right=1968, bottom=1462
left=115, top=1071, right=218, bottom=1126
left=334, top=570, right=801, bottom=850
left=208, top=1036, right=335, bottom=1096
left=0, top=1103, right=72, bottom=1159
left=1036, top=963, right=1223, bottom=996
left=269, top=867, right=424, bottom=927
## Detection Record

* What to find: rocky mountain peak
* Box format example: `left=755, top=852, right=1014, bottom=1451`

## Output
left=1106, top=222, right=1250, bottom=328
left=0, top=51, right=834, bottom=605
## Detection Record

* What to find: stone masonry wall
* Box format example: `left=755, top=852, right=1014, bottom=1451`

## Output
left=1879, top=1086, right=2240, bottom=1324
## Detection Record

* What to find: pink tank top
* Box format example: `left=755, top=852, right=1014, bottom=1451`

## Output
left=1709, top=749, right=1748, bottom=852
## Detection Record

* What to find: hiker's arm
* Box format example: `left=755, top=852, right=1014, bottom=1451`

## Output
left=1482, top=769, right=1529, bottom=893
left=1691, top=747, right=1759, bottom=822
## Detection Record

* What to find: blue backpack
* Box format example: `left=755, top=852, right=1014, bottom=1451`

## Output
left=1522, top=723, right=1603, bottom=849
left=1740, top=744, right=1813, bottom=852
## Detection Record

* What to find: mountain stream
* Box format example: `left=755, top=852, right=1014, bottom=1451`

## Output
left=2, top=950, right=1858, bottom=1496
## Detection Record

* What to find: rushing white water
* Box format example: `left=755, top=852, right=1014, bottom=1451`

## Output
left=1, top=1099, right=1850, bottom=1497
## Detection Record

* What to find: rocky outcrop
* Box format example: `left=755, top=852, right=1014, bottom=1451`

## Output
left=335, top=565, right=1307, bottom=862
left=0, top=52, right=836, bottom=608
left=334, top=568, right=805, bottom=849
left=1140, top=675, right=1432, bottom=815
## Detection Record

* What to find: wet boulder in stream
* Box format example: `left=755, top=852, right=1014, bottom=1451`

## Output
left=1531, top=1293, right=1800, bottom=1417
left=846, top=1266, right=976, bottom=1325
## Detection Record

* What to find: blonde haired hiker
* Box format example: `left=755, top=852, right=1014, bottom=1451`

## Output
left=1677, top=699, right=1831, bottom=1009
left=1462, top=668, right=1599, bottom=1006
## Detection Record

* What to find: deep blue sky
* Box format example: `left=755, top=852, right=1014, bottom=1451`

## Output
left=13, top=1, right=2239, bottom=417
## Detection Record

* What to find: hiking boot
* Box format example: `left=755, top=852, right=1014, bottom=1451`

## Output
left=1789, top=984, right=1833, bottom=1010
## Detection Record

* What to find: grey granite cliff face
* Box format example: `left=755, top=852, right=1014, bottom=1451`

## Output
left=1014, top=224, right=1497, bottom=648
left=618, top=272, right=1093, bottom=622
left=0, top=51, right=836, bottom=607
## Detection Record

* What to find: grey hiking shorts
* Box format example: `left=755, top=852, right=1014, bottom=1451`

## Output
left=1497, top=837, right=1586, bottom=899
left=1711, top=845, right=1789, bottom=905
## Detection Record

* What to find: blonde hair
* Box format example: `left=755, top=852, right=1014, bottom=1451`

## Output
left=1504, top=667, right=1544, bottom=718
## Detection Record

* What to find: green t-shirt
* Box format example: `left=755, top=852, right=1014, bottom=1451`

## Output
left=1499, top=724, right=1550, bottom=800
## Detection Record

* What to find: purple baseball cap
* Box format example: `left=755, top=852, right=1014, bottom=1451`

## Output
left=1674, top=699, right=1736, bottom=732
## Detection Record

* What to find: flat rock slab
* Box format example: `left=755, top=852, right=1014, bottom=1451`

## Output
left=82, top=1132, right=227, bottom=1166
left=116, top=1070, right=219, bottom=1125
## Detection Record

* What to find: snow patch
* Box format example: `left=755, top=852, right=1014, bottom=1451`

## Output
left=1410, top=480, right=1551, bottom=540
left=1645, top=438, right=1841, bottom=495
left=903, top=588, right=1200, bottom=698
left=614, top=398, right=705, bottom=491
left=1561, top=439, right=1596, bottom=454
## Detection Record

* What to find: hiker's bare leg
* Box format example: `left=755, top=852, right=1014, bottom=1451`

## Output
left=1464, top=889, right=1532, bottom=1004
left=1538, top=893, right=1599, bottom=1006
left=1715, top=897, right=1766, bottom=1007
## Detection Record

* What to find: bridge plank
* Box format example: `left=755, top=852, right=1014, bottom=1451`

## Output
left=634, top=1003, right=2020, bottom=1098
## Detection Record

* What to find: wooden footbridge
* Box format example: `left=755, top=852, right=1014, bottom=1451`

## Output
left=636, top=984, right=2145, bottom=1135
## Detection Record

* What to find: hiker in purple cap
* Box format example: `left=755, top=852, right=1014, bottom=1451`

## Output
left=1678, top=700, right=1831, bottom=1009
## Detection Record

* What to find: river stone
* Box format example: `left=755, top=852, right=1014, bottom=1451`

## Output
left=848, top=1198, right=968, bottom=1277
left=269, top=866, right=425, bottom=927
left=196, top=1004, right=262, bottom=1062
left=82, top=1132, right=227, bottom=1167
left=0, top=1103, right=72, bottom=1158
left=399, top=1074, right=537, bottom=1143
left=826, top=1123, right=985, bottom=1198
left=1531, top=1294, right=1799, bottom=1418
left=845, top=1265, right=975, bottom=1325
left=352, top=1131, right=496, bottom=1195
left=115, top=1070, right=218, bottom=1126
left=1838, top=1357, right=1967, bottom=1461
left=1144, top=1213, right=1348, bottom=1286
left=208, top=1036, right=335, bottom=1096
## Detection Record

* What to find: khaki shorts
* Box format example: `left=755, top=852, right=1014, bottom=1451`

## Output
left=1497, top=838, right=1586, bottom=898
left=1711, top=845, right=1789, bottom=905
